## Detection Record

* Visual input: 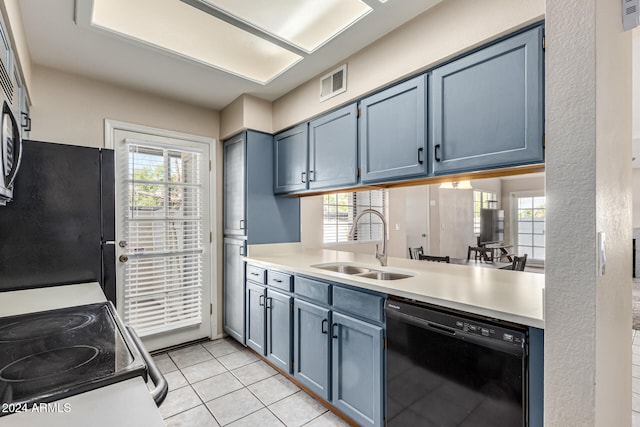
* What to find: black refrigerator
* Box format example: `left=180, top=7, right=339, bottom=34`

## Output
left=0, top=139, right=116, bottom=303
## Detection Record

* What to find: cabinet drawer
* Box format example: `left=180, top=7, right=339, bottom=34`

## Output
left=267, top=270, right=293, bottom=292
left=246, top=264, right=266, bottom=284
left=294, top=276, right=331, bottom=305
left=332, top=286, right=384, bottom=323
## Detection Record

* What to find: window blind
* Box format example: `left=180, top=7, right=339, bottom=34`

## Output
left=121, top=140, right=204, bottom=336
left=323, top=190, right=386, bottom=244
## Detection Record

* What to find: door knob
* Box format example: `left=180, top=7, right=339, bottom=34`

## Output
left=119, top=254, right=129, bottom=263
left=119, top=241, right=127, bottom=248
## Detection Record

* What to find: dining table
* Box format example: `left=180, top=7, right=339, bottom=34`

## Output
left=451, top=258, right=513, bottom=269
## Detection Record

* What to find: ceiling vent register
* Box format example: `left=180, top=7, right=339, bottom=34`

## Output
left=320, top=64, right=347, bottom=102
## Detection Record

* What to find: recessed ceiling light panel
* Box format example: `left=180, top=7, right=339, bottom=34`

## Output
left=77, top=0, right=302, bottom=84
left=201, top=0, right=372, bottom=53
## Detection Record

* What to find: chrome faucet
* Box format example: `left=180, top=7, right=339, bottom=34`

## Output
left=349, top=209, right=387, bottom=266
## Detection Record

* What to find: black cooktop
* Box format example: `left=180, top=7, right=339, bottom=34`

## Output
left=0, top=302, right=147, bottom=414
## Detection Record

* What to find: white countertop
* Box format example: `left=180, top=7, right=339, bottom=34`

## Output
left=0, top=283, right=165, bottom=427
left=0, top=282, right=107, bottom=316
left=246, top=244, right=545, bottom=329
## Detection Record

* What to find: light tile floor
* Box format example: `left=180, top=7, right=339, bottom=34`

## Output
left=152, top=337, right=351, bottom=427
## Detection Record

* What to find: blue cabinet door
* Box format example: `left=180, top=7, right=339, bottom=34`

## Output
left=245, top=130, right=301, bottom=244
left=359, top=75, right=427, bottom=183
left=331, top=312, right=384, bottom=427
left=223, top=133, right=246, bottom=236
left=273, top=124, right=308, bottom=194
left=223, top=238, right=246, bottom=344
left=431, top=26, right=544, bottom=174
left=245, top=281, right=266, bottom=354
left=266, top=289, right=293, bottom=372
left=293, top=299, right=331, bottom=400
left=308, top=104, right=358, bottom=190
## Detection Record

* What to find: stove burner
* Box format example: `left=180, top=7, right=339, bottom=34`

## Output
left=0, top=313, right=93, bottom=342
left=0, top=345, right=99, bottom=382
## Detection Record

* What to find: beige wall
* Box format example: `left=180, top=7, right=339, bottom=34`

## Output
left=28, top=65, right=225, bottom=337
left=272, top=0, right=545, bottom=132
left=29, top=65, right=219, bottom=147
left=220, top=94, right=273, bottom=140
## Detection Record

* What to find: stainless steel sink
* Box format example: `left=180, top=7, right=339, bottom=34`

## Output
left=311, top=263, right=413, bottom=281
left=312, top=264, right=373, bottom=275
left=357, top=271, right=413, bottom=281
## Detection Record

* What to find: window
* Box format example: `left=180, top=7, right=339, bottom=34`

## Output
left=323, top=190, right=386, bottom=244
left=513, top=193, right=545, bottom=263
left=473, top=190, right=497, bottom=235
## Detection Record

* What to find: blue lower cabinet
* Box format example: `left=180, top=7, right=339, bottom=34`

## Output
left=245, top=282, right=266, bottom=354
left=266, top=289, right=293, bottom=372
left=331, top=312, right=384, bottom=427
left=293, top=299, right=331, bottom=400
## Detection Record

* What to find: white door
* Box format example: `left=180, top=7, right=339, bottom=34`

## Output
left=405, top=185, right=429, bottom=256
left=111, top=126, right=212, bottom=351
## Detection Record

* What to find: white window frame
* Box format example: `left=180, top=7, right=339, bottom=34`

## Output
left=323, top=190, right=387, bottom=245
left=510, top=190, right=545, bottom=266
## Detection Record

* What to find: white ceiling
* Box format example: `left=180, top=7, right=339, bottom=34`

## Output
left=17, top=0, right=441, bottom=111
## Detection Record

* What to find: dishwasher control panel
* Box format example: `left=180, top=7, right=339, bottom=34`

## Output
left=385, top=298, right=527, bottom=349
left=454, top=319, right=525, bottom=346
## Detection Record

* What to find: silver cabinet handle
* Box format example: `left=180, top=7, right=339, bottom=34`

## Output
left=239, top=245, right=246, bottom=256
left=301, top=171, right=306, bottom=183
left=309, top=170, right=315, bottom=181
left=239, top=219, right=245, bottom=230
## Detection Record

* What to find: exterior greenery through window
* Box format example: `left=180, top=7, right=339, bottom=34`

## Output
left=473, top=190, right=497, bottom=235
left=514, top=194, right=545, bottom=262
left=323, top=190, right=386, bottom=244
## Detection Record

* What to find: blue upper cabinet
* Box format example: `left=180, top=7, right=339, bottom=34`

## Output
left=273, top=124, right=308, bottom=194
left=308, top=104, right=358, bottom=190
left=359, top=75, right=427, bottom=183
left=431, top=25, right=545, bottom=175
left=223, top=134, right=246, bottom=237
left=224, top=130, right=300, bottom=244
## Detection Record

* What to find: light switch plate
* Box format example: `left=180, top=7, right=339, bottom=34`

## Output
left=597, top=231, right=606, bottom=276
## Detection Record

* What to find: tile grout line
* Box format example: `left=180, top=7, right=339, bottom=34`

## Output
left=159, top=339, right=346, bottom=426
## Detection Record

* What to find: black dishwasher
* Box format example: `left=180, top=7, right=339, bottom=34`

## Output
left=385, top=298, right=528, bottom=427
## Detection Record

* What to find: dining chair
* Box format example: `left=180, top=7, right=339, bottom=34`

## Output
left=419, top=254, right=451, bottom=263
left=409, top=246, right=424, bottom=260
left=500, top=254, right=528, bottom=271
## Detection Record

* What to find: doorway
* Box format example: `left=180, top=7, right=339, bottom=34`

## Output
left=106, top=120, right=215, bottom=351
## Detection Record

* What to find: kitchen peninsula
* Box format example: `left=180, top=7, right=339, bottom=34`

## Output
left=239, top=243, right=544, bottom=427
left=246, top=243, right=544, bottom=328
